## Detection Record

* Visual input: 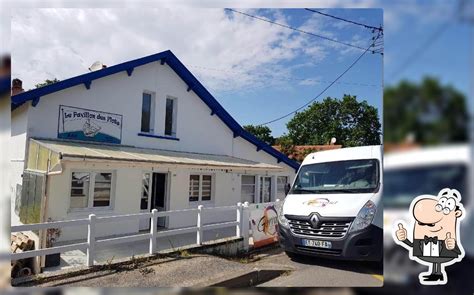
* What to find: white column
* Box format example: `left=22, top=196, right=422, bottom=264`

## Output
left=242, top=202, right=250, bottom=251
left=271, top=175, right=277, bottom=202
left=149, top=209, right=158, bottom=254
left=87, top=214, right=96, bottom=267
left=236, top=202, right=242, bottom=237
left=197, top=205, right=203, bottom=245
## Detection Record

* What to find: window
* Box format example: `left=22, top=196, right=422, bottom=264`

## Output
left=141, top=92, right=155, bottom=133
left=189, top=175, right=200, bottom=202
left=70, top=171, right=114, bottom=210
left=93, top=173, right=112, bottom=207
left=241, top=175, right=256, bottom=203
left=165, top=97, right=177, bottom=136
left=277, top=176, right=289, bottom=200
left=141, top=173, right=151, bottom=210
left=260, top=176, right=272, bottom=203
left=189, top=174, right=213, bottom=202
left=70, top=172, right=90, bottom=209
left=201, top=175, right=212, bottom=201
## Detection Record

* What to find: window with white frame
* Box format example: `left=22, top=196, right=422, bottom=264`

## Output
left=70, top=171, right=113, bottom=210
left=141, top=172, right=151, bottom=210
left=241, top=175, right=256, bottom=203
left=141, top=92, right=155, bottom=133
left=277, top=176, right=289, bottom=200
left=164, top=97, right=177, bottom=136
left=189, top=174, right=212, bottom=202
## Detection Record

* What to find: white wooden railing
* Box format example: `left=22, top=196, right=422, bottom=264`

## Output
left=10, top=202, right=250, bottom=267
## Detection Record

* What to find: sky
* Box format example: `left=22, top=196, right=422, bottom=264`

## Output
left=8, top=0, right=473, bottom=138
left=10, top=7, right=383, bottom=137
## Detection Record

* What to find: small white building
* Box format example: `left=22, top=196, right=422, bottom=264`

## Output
left=10, top=50, right=298, bottom=242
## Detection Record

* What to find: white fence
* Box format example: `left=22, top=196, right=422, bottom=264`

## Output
left=10, top=202, right=251, bottom=267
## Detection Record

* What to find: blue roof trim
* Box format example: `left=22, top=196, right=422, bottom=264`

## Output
left=11, top=50, right=299, bottom=170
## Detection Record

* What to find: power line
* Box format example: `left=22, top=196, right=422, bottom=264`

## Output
left=226, top=8, right=377, bottom=54
left=189, top=65, right=381, bottom=88
left=305, top=8, right=383, bottom=32
left=387, top=20, right=451, bottom=79
left=257, top=32, right=382, bottom=126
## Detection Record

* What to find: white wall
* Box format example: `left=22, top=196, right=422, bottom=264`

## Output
left=11, top=60, right=296, bottom=239
left=22, top=62, right=295, bottom=172
left=25, top=63, right=236, bottom=155
left=10, top=104, right=29, bottom=223
left=47, top=159, right=290, bottom=242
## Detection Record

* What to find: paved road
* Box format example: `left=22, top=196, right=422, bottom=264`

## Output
left=253, top=248, right=383, bottom=287
left=21, top=246, right=382, bottom=288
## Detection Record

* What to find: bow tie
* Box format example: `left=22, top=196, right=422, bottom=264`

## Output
left=424, top=235, right=438, bottom=245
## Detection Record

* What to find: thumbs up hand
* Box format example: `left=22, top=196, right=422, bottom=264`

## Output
left=396, top=223, right=407, bottom=241
left=445, top=232, right=456, bottom=250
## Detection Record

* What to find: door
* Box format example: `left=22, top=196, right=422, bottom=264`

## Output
left=151, top=173, right=167, bottom=228
left=259, top=176, right=272, bottom=203
left=139, top=172, right=152, bottom=231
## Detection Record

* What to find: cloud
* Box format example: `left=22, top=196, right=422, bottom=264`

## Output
left=11, top=8, right=339, bottom=92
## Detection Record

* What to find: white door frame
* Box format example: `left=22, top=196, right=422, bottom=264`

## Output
left=139, top=170, right=171, bottom=230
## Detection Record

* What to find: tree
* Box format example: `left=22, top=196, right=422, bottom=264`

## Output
left=35, top=78, right=60, bottom=89
left=384, top=77, right=469, bottom=145
left=286, top=94, right=381, bottom=147
left=275, top=134, right=296, bottom=157
left=243, top=124, right=275, bottom=145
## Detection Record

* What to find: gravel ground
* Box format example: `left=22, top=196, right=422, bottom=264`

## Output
left=33, top=254, right=256, bottom=287
left=22, top=247, right=382, bottom=287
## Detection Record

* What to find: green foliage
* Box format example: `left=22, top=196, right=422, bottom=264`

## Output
left=384, top=77, right=469, bottom=145
left=286, top=95, right=381, bottom=147
left=275, top=135, right=295, bottom=156
left=34, top=78, right=60, bottom=89
left=243, top=124, right=275, bottom=145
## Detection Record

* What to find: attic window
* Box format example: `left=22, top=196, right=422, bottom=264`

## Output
left=141, top=92, right=155, bottom=133
left=164, top=96, right=177, bottom=137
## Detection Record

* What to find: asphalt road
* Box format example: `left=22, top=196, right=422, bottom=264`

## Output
left=253, top=248, right=383, bottom=287
left=20, top=246, right=383, bottom=288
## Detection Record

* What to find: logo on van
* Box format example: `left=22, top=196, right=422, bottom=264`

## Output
left=304, top=198, right=338, bottom=207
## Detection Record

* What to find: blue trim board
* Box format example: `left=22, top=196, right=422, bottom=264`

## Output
left=138, top=133, right=180, bottom=141
left=11, top=50, right=299, bottom=170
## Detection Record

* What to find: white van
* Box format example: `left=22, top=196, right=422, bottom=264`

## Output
left=383, top=145, right=473, bottom=287
left=277, top=145, right=383, bottom=261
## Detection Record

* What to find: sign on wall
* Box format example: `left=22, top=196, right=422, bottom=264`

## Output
left=58, top=105, right=123, bottom=144
left=249, top=202, right=279, bottom=248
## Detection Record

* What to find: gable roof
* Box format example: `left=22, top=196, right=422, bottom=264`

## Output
left=11, top=50, right=299, bottom=170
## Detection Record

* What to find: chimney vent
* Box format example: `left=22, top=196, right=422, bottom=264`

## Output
left=12, top=78, right=24, bottom=96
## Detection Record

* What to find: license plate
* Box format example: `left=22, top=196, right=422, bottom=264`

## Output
left=302, top=239, right=332, bottom=249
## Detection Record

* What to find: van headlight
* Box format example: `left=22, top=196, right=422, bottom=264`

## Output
left=349, top=200, right=376, bottom=233
left=276, top=201, right=289, bottom=228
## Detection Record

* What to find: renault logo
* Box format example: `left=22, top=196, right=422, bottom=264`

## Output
left=310, top=214, right=320, bottom=228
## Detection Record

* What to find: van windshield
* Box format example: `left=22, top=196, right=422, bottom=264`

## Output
left=290, top=159, right=379, bottom=194
left=384, top=164, right=467, bottom=208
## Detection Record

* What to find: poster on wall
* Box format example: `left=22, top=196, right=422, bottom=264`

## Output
left=249, top=202, right=279, bottom=248
left=57, top=105, right=123, bottom=144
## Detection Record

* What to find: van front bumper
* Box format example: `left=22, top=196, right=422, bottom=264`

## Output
left=278, top=223, right=382, bottom=261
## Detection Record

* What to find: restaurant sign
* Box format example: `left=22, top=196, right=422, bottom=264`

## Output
left=58, top=105, right=123, bottom=144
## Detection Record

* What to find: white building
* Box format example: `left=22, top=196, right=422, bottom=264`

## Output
left=10, top=50, right=298, bottom=242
